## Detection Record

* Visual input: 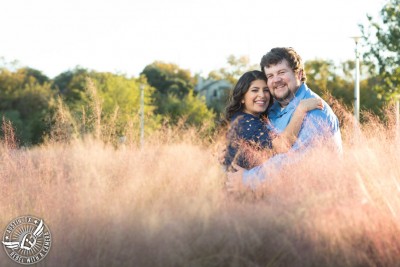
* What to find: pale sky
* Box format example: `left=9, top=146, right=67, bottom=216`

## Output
left=0, top=0, right=386, bottom=78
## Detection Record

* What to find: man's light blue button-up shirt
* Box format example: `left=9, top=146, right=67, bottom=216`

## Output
left=242, top=83, right=343, bottom=187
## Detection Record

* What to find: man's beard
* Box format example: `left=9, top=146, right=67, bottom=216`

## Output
left=274, top=88, right=295, bottom=107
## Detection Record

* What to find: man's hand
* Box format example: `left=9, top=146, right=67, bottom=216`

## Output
left=225, top=163, right=245, bottom=193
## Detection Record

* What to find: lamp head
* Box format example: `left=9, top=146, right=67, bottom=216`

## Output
left=350, top=36, right=362, bottom=44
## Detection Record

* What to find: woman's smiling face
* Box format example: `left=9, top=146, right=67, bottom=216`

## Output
left=242, top=79, right=270, bottom=117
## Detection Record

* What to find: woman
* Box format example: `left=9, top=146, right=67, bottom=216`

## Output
left=223, top=70, right=323, bottom=171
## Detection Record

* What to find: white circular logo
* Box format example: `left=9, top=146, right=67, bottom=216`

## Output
left=2, top=216, right=51, bottom=265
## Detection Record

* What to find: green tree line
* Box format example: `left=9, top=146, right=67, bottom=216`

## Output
left=0, top=63, right=216, bottom=146
left=0, top=0, right=398, bottom=146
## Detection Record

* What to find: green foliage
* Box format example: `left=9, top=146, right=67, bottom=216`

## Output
left=0, top=67, right=54, bottom=145
left=52, top=67, right=91, bottom=110
left=305, top=59, right=385, bottom=118
left=141, top=61, right=194, bottom=97
left=141, top=61, right=215, bottom=127
left=361, top=0, right=400, bottom=100
left=360, top=77, right=386, bottom=116
left=89, top=73, right=157, bottom=134
left=0, top=62, right=215, bottom=145
left=208, top=55, right=258, bottom=85
left=305, top=59, right=354, bottom=107
left=52, top=68, right=160, bottom=140
left=161, top=90, right=215, bottom=127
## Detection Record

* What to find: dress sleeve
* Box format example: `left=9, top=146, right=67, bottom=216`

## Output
left=235, top=115, right=272, bottom=149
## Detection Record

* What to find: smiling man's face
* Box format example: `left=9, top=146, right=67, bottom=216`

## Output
left=264, top=59, right=303, bottom=107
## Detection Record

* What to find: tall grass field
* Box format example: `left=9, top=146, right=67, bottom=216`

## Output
left=1, top=99, right=400, bottom=267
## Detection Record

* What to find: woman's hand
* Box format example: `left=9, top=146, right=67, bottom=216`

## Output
left=298, top=98, right=323, bottom=113
left=225, top=163, right=245, bottom=193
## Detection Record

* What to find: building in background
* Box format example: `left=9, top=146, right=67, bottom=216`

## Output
left=195, top=77, right=232, bottom=107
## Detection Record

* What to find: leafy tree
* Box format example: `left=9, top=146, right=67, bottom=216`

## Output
left=361, top=0, right=400, bottom=101
left=90, top=73, right=158, bottom=136
left=0, top=67, right=54, bottom=144
left=141, top=61, right=194, bottom=97
left=141, top=61, right=215, bottom=126
left=161, top=90, right=215, bottom=126
left=306, top=59, right=352, bottom=110
left=208, top=55, right=258, bottom=85
left=305, top=59, right=385, bottom=117
left=305, top=59, right=336, bottom=95
left=52, top=67, right=91, bottom=109
left=52, top=67, right=159, bottom=138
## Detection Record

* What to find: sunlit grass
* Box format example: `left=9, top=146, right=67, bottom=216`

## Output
left=1, top=99, right=400, bottom=266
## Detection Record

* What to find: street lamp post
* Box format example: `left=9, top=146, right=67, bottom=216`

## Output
left=351, top=36, right=361, bottom=123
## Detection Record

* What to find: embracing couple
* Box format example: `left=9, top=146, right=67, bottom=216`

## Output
left=223, top=47, right=343, bottom=192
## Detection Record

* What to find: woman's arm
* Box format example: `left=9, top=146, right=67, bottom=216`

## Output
left=224, top=113, right=274, bottom=170
left=272, top=98, right=323, bottom=153
left=233, top=114, right=273, bottom=149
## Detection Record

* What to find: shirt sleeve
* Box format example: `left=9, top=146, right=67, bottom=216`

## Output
left=242, top=108, right=342, bottom=187
left=293, top=108, right=342, bottom=152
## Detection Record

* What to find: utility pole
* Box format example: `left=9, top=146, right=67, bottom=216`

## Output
left=351, top=36, right=361, bottom=123
left=140, top=84, right=144, bottom=148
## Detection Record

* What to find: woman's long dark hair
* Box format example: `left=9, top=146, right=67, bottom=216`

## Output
left=224, top=70, right=272, bottom=121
